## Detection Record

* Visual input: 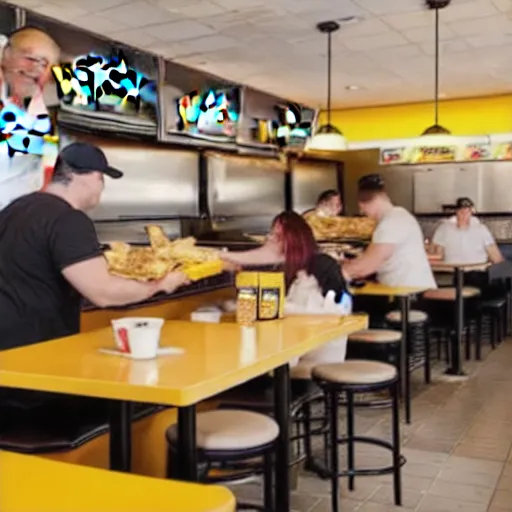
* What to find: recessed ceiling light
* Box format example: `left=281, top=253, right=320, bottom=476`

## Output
left=345, top=85, right=361, bottom=91
left=336, top=15, right=364, bottom=26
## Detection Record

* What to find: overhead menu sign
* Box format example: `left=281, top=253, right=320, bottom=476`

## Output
left=380, top=140, right=512, bottom=165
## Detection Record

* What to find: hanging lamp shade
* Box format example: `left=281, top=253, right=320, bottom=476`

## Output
left=418, top=2, right=454, bottom=145
left=305, top=124, right=347, bottom=151
left=305, top=20, right=347, bottom=152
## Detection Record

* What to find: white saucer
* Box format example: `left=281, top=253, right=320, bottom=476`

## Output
left=99, top=347, right=184, bottom=359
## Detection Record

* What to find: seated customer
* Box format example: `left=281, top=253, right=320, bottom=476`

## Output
left=222, top=211, right=347, bottom=300
left=303, top=189, right=343, bottom=218
left=431, top=197, right=504, bottom=265
left=343, top=174, right=436, bottom=289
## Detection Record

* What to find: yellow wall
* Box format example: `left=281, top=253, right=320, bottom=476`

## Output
left=319, top=94, right=512, bottom=142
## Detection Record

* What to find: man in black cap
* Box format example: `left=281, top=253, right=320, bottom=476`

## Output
left=432, top=197, right=503, bottom=265
left=343, top=173, right=436, bottom=288
left=0, top=142, right=188, bottom=351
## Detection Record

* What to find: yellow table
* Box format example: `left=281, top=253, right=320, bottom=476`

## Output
left=0, top=450, right=235, bottom=512
left=350, top=282, right=431, bottom=423
left=0, top=315, right=367, bottom=512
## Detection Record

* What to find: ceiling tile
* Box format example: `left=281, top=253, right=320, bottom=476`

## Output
left=49, top=0, right=128, bottom=11
left=72, top=13, right=129, bottom=35
left=176, top=1, right=228, bottom=18
left=492, top=0, right=512, bottom=11
left=403, top=24, right=456, bottom=43
left=99, top=1, right=183, bottom=28
left=168, top=34, right=239, bottom=56
left=109, top=27, right=159, bottom=48
left=147, top=19, right=216, bottom=42
left=441, top=0, right=498, bottom=21
left=341, top=31, right=409, bottom=52
left=34, top=3, right=87, bottom=21
left=354, top=0, right=424, bottom=16
left=211, top=0, right=266, bottom=8
left=382, top=10, right=433, bottom=30
left=334, top=18, right=391, bottom=39
left=420, top=38, right=470, bottom=55
left=466, top=32, right=512, bottom=46
left=448, top=14, right=512, bottom=35
left=368, top=44, right=423, bottom=64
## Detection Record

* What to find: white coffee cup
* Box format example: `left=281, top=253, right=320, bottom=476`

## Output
left=111, top=317, right=164, bottom=359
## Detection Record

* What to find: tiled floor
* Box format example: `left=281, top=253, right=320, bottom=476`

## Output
left=231, top=339, right=512, bottom=511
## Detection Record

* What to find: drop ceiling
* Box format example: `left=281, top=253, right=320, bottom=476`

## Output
left=7, top=0, right=512, bottom=108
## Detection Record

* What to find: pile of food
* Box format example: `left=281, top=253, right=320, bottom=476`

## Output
left=305, top=215, right=376, bottom=241
left=104, top=225, right=223, bottom=282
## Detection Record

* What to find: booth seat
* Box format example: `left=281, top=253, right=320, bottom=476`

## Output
left=0, top=450, right=236, bottom=512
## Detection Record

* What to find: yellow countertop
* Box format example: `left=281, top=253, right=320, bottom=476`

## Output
left=350, top=282, right=431, bottom=297
left=0, top=450, right=235, bottom=512
left=0, top=315, right=368, bottom=407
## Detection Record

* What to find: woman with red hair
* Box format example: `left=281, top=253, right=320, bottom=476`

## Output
left=222, top=211, right=347, bottom=300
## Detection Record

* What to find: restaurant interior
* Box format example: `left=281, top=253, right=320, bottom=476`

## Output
left=1, top=0, right=512, bottom=511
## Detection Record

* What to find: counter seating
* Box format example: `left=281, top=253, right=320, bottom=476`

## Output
left=166, top=409, right=278, bottom=512
left=0, top=449, right=236, bottom=512
left=476, top=296, right=507, bottom=356
left=385, top=310, right=428, bottom=324
left=308, top=360, right=405, bottom=512
left=0, top=395, right=162, bottom=454
left=422, top=287, right=481, bottom=361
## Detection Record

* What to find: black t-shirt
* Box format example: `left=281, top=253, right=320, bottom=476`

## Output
left=0, top=192, right=102, bottom=350
left=307, top=252, right=348, bottom=302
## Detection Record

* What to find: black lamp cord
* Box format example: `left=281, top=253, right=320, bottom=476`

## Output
left=327, top=29, right=332, bottom=127
left=434, top=7, right=439, bottom=126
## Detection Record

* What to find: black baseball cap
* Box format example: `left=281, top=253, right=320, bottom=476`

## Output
left=455, top=197, right=474, bottom=209
left=59, top=142, right=123, bottom=179
left=358, top=173, right=385, bottom=192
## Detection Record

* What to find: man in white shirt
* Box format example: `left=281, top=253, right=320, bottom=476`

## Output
left=432, top=197, right=503, bottom=265
left=344, top=174, right=436, bottom=289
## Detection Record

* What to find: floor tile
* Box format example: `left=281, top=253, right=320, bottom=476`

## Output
left=490, top=489, right=512, bottom=510
left=428, top=479, right=493, bottom=505
left=366, top=484, right=424, bottom=509
left=416, top=494, right=489, bottom=512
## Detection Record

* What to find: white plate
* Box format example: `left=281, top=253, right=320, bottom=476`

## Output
left=99, top=347, right=184, bottom=359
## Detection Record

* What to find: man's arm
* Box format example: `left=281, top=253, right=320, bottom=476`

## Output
left=486, top=244, right=504, bottom=264
left=62, top=257, right=188, bottom=308
left=343, top=243, right=394, bottom=280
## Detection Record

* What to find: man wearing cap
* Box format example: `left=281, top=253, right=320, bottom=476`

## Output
left=431, top=197, right=503, bottom=265
left=343, top=174, right=436, bottom=289
left=0, top=142, right=188, bottom=351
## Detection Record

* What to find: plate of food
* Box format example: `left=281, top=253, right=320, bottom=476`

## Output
left=104, top=225, right=224, bottom=282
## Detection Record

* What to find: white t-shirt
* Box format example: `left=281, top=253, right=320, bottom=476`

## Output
left=373, top=206, right=437, bottom=289
left=432, top=216, right=494, bottom=264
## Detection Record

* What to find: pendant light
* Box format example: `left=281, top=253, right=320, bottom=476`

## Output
left=419, top=0, right=453, bottom=145
left=305, top=20, right=347, bottom=152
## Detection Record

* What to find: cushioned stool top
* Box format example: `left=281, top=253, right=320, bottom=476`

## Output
left=348, top=329, right=402, bottom=344
left=166, top=410, right=279, bottom=451
left=423, top=287, right=480, bottom=301
left=385, top=310, right=428, bottom=324
left=313, top=360, right=397, bottom=385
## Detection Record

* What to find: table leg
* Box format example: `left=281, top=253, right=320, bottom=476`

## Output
left=109, top=400, right=132, bottom=472
left=176, top=405, right=198, bottom=481
left=400, top=296, right=411, bottom=424
left=274, top=364, right=291, bottom=512
left=506, top=278, right=512, bottom=337
left=446, top=268, right=466, bottom=376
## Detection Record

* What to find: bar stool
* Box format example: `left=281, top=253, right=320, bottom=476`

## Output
left=423, top=287, right=480, bottom=361
left=384, top=310, right=431, bottom=384
left=309, top=360, right=405, bottom=512
left=477, top=296, right=507, bottom=356
left=166, top=409, right=278, bottom=511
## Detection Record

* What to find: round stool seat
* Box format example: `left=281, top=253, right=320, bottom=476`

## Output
left=386, top=310, right=428, bottom=324
left=166, top=410, right=279, bottom=451
left=312, top=360, right=397, bottom=385
left=348, top=329, right=402, bottom=344
left=423, top=287, right=480, bottom=301
left=480, top=297, right=506, bottom=309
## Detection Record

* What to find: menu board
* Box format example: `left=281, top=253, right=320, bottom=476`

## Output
left=380, top=140, right=512, bottom=165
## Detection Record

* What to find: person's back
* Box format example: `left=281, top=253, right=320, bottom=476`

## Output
left=0, top=192, right=100, bottom=350
left=374, top=206, right=436, bottom=288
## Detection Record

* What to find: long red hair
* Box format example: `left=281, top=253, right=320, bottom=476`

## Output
left=272, top=211, right=318, bottom=286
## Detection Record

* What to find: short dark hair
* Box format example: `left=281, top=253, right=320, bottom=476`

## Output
left=317, top=189, right=339, bottom=205
left=357, top=174, right=386, bottom=203
left=50, top=155, right=75, bottom=185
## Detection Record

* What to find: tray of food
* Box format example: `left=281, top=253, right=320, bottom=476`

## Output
left=305, top=215, right=376, bottom=241
left=103, top=225, right=224, bottom=282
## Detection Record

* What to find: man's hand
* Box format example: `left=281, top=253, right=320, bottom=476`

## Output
left=157, top=271, right=190, bottom=294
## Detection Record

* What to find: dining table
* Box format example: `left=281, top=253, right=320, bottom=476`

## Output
left=0, top=314, right=368, bottom=512
left=430, top=262, right=490, bottom=376
left=350, top=282, right=432, bottom=424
